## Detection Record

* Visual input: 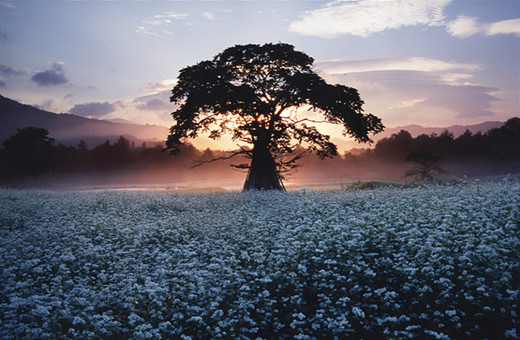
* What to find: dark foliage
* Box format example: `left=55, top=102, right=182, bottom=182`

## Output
left=0, top=127, right=202, bottom=187
left=0, top=118, right=518, bottom=187
left=369, top=117, right=520, bottom=162
left=0, top=127, right=55, bottom=178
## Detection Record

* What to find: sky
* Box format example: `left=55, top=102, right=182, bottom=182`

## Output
left=0, top=0, right=519, bottom=151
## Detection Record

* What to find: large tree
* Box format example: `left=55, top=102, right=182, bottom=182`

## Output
left=166, top=43, right=384, bottom=190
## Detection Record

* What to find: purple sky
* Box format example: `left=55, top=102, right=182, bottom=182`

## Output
left=0, top=0, right=518, bottom=150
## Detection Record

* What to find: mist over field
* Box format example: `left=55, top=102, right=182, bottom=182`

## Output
left=2, top=146, right=518, bottom=192
left=45, top=155, right=519, bottom=192
left=1, top=122, right=518, bottom=191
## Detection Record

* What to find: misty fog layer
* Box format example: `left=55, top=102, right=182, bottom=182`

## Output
left=0, top=118, right=518, bottom=190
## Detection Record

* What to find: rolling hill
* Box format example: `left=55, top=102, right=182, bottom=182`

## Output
left=381, top=121, right=504, bottom=139
left=0, top=94, right=168, bottom=147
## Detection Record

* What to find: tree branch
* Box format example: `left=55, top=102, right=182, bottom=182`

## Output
left=191, top=148, right=249, bottom=168
left=290, top=117, right=331, bottom=125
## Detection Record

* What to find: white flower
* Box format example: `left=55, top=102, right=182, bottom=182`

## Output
left=72, top=316, right=85, bottom=325
left=352, top=306, right=365, bottom=318
left=0, top=181, right=518, bottom=338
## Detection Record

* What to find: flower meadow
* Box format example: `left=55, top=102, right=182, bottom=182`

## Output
left=1, top=180, right=519, bottom=339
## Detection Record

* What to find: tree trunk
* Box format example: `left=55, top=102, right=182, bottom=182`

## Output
left=243, top=144, right=285, bottom=191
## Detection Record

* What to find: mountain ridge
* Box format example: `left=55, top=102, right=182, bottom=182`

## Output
left=0, top=94, right=168, bottom=147
left=382, top=121, right=504, bottom=138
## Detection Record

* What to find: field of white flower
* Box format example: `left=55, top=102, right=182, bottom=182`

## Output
left=1, top=179, right=519, bottom=339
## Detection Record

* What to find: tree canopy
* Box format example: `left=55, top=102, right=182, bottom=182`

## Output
left=166, top=43, right=384, bottom=189
left=0, top=127, right=55, bottom=178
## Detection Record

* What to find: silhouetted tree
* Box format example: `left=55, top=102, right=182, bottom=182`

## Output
left=374, top=130, right=414, bottom=161
left=166, top=43, right=384, bottom=190
left=404, top=151, right=446, bottom=181
left=455, top=129, right=476, bottom=159
left=73, top=140, right=91, bottom=170
left=112, top=136, right=133, bottom=165
left=486, top=117, right=520, bottom=158
left=77, top=140, right=88, bottom=152
left=52, top=143, right=78, bottom=173
left=435, top=130, right=455, bottom=157
left=0, top=127, right=55, bottom=179
left=91, top=140, right=126, bottom=170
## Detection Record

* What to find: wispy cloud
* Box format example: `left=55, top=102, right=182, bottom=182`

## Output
left=0, top=1, right=15, bottom=9
left=447, top=16, right=520, bottom=38
left=389, top=98, right=426, bottom=109
left=485, top=18, right=520, bottom=37
left=134, top=87, right=173, bottom=112
left=289, top=0, right=451, bottom=38
left=290, top=0, right=520, bottom=40
left=439, top=73, right=478, bottom=86
left=136, top=11, right=188, bottom=36
left=366, top=71, right=497, bottom=120
left=446, top=16, right=480, bottom=38
left=202, top=12, right=216, bottom=20
left=418, top=82, right=499, bottom=118
left=318, top=57, right=498, bottom=121
left=316, top=57, right=481, bottom=74
left=0, top=64, right=24, bottom=76
left=129, top=90, right=174, bottom=125
left=144, top=79, right=177, bottom=93
left=134, top=96, right=170, bottom=111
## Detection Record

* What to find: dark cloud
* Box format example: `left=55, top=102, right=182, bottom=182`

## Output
left=0, top=80, right=5, bottom=87
left=417, top=84, right=499, bottom=118
left=136, top=98, right=170, bottom=111
left=70, top=102, right=116, bottom=117
left=32, top=70, right=68, bottom=86
left=31, top=63, right=68, bottom=86
left=0, top=64, right=24, bottom=76
left=345, top=70, right=500, bottom=120
left=133, top=92, right=171, bottom=112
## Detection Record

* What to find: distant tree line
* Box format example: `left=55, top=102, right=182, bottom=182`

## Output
left=294, top=117, right=520, bottom=181
left=0, top=127, right=226, bottom=186
left=0, top=118, right=518, bottom=186
left=365, top=117, right=520, bottom=162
